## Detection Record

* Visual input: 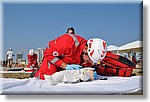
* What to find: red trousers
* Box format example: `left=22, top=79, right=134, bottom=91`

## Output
left=34, top=57, right=61, bottom=80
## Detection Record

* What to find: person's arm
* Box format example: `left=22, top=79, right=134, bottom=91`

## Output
left=46, top=34, right=82, bottom=70
left=60, top=62, right=67, bottom=69
left=12, top=52, right=15, bottom=56
left=6, top=52, right=8, bottom=59
left=6, top=54, right=8, bottom=59
left=28, top=54, right=31, bottom=62
left=46, top=47, right=82, bottom=70
left=33, top=54, right=38, bottom=66
left=46, top=46, right=82, bottom=70
left=45, top=36, right=68, bottom=69
left=46, top=50, right=64, bottom=68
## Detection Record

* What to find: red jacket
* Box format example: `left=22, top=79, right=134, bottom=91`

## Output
left=44, top=34, right=87, bottom=67
left=28, top=54, right=38, bottom=68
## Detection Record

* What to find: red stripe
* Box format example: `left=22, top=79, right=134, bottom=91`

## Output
left=102, top=50, right=105, bottom=54
left=90, top=39, right=93, bottom=42
left=90, top=50, right=94, bottom=57
left=101, top=54, right=104, bottom=58
left=103, top=41, right=106, bottom=49
left=89, top=43, right=92, bottom=48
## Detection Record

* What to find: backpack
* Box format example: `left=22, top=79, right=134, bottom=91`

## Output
left=96, top=51, right=136, bottom=77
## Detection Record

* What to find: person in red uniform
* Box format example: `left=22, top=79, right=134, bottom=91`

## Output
left=132, top=52, right=137, bottom=65
left=34, top=27, right=107, bottom=80
left=28, top=49, right=38, bottom=71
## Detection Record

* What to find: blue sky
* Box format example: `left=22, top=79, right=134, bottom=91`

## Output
left=3, top=2, right=142, bottom=60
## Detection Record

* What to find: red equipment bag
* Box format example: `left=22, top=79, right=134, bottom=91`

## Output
left=97, top=51, right=136, bottom=77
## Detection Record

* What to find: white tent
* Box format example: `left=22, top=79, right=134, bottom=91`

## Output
left=107, top=45, right=119, bottom=51
left=118, top=40, right=143, bottom=53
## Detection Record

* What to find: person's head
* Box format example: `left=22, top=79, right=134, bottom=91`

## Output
left=9, top=48, right=12, bottom=51
left=66, top=27, right=75, bottom=34
left=82, top=38, right=107, bottom=64
left=29, top=49, right=34, bottom=56
left=80, top=68, right=95, bottom=81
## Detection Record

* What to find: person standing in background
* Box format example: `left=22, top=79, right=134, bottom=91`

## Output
left=28, top=49, right=38, bottom=70
left=132, top=52, right=137, bottom=65
left=6, top=48, right=14, bottom=68
left=128, top=50, right=133, bottom=61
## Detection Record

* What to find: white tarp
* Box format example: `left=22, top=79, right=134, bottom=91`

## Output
left=0, top=76, right=142, bottom=95
left=118, top=40, right=142, bottom=51
left=107, top=45, right=119, bottom=51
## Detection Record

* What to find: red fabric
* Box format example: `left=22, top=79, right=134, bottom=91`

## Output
left=101, top=51, right=129, bottom=67
left=34, top=57, right=59, bottom=80
left=81, top=62, right=92, bottom=67
left=28, top=54, right=38, bottom=68
left=132, top=56, right=137, bottom=65
left=25, top=69, right=34, bottom=72
left=97, top=51, right=135, bottom=77
left=35, top=34, right=87, bottom=79
left=97, top=67, right=133, bottom=77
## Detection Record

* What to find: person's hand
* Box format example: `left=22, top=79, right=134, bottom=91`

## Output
left=66, top=64, right=82, bottom=70
left=32, top=64, right=35, bottom=68
left=93, top=71, right=98, bottom=80
left=30, top=65, right=33, bottom=69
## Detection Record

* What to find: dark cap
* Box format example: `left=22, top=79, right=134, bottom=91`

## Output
left=66, top=27, right=75, bottom=34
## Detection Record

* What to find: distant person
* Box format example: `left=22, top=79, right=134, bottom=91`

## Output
left=28, top=49, right=38, bottom=70
left=6, top=48, right=14, bottom=68
left=128, top=50, right=133, bottom=61
left=132, top=52, right=137, bottom=65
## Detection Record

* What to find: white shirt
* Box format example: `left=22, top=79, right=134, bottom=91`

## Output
left=7, top=51, right=14, bottom=59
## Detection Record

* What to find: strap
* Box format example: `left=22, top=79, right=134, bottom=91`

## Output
left=124, top=68, right=127, bottom=76
left=48, top=61, right=51, bottom=69
left=102, top=59, right=129, bottom=68
left=105, top=55, right=135, bottom=67
left=50, top=57, right=59, bottom=64
left=116, top=68, right=120, bottom=76
left=67, top=34, right=79, bottom=47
